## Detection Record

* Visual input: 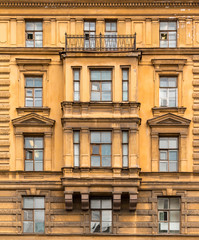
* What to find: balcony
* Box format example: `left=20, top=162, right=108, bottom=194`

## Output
left=63, top=33, right=136, bottom=52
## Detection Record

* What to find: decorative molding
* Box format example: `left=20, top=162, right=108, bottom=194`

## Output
left=1, top=0, right=199, bottom=8
left=151, top=59, right=187, bottom=72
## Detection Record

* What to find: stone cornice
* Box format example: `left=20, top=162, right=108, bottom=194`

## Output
left=1, top=0, right=199, bottom=8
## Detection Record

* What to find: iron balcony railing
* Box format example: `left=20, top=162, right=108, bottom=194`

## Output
left=65, top=33, right=136, bottom=52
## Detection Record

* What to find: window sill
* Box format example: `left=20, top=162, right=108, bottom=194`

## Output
left=16, top=107, right=50, bottom=116
left=152, top=107, right=186, bottom=116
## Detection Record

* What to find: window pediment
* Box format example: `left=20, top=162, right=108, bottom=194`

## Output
left=147, top=113, right=190, bottom=128
left=12, top=113, right=55, bottom=127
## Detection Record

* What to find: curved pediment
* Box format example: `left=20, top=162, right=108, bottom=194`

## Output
left=12, top=113, right=55, bottom=127
left=147, top=113, right=191, bottom=127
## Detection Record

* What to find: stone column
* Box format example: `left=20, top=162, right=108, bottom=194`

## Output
left=151, top=132, right=159, bottom=172
left=152, top=19, right=159, bottom=47
left=16, top=18, right=25, bottom=47
left=112, top=128, right=122, bottom=168
left=63, top=128, right=73, bottom=167
left=15, top=132, right=23, bottom=171
left=44, top=132, right=52, bottom=171
left=80, top=128, right=90, bottom=168
left=10, top=18, right=17, bottom=46
left=129, top=127, right=139, bottom=168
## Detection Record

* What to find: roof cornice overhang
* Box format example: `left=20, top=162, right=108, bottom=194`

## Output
left=1, top=0, right=199, bottom=8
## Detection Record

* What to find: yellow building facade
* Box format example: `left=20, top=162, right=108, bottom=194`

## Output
left=0, top=0, right=199, bottom=239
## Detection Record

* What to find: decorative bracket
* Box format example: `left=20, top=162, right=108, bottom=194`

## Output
left=81, top=193, right=89, bottom=210
left=129, top=193, right=138, bottom=211
left=65, top=193, right=73, bottom=211
left=113, top=193, right=121, bottom=211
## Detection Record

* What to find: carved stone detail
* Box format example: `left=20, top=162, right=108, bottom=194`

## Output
left=129, top=193, right=138, bottom=211
left=65, top=193, right=73, bottom=211
left=81, top=193, right=89, bottom=210
left=113, top=193, right=121, bottom=211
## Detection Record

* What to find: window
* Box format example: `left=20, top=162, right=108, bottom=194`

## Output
left=90, top=70, right=112, bottom=101
left=159, top=137, right=178, bottom=172
left=23, top=197, right=45, bottom=233
left=122, top=131, right=129, bottom=167
left=159, top=77, right=177, bottom=107
left=24, top=137, right=43, bottom=171
left=91, top=131, right=111, bottom=167
left=73, top=69, right=80, bottom=101
left=158, top=198, right=180, bottom=234
left=122, top=69, right=129, bottom=101
left=105, top=21, right=117, bottom=49
left=25, top=76, right=43, bottom=107
left=74, top=131, right=80, bottom=167
left=84, top=21, right=96, bottom=49
left=160, top=22, right=177, bottom=48
left=26, top=21, right=43, bottom=47
left=90, top=199, right=112, bottom=233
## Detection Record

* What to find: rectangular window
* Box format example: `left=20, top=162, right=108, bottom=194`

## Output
left=73, top=69, right=80, bottom=101
left=24, top=137, right=44, bottom=171
left=160, top=21, right=177, bottom=48
left=158, top=198, right=180, bottom=234
left=122, top=69, right=129, bottom=101
left=23, top=197, right=45, bottom=233
left=122, top=131, right=129, bottom=167
left=74, top=131, right=80, bottom=167
left=90, top=199, right=112, bottom=233
left=26, top=21, right=43, bottom=47
left=91, top=70, right=112, bottom=101
left=25, top=76, right=43, bottom=107
left=105, top=21, right=117, bottom=49
left=84, top=21, right=96, bottom=49
left=91, top=131, right=111, bottom=167
left=159, top=137, right=178, bottom=172
left=159, top=77, right=178, bottom=107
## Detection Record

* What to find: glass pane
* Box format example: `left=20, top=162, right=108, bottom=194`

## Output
left=74, top=144, right=79, bottom=155
left=160, top=77, right=168, bottom=87
left=35, top=32, right=43, bottom=41
left=102, top=222, right=111, bottom=233
left=25, top=161, right=34, bottom=171
left=169, top=32, right=176, bottom=41
left=91, top=132, right=100, bottom=143
left=26, top=22, right=35, bottom=30
left=90, top=22, right=95, bottom=31
left=123, top=145, right=128, bottom=155
left=168, top=22, right=176, bottom=30
left=91, top=199, right=100, bottom=209
left=74, top=156, right=79, bottom=167
left=84, top=21, right=89, bottom=31
left=102, top=156, right=111, bottom=167
left=123, top=92, right=128, bottom=101
left=35, top=89, right=42, bottom=98
left=26, top=98, right=33, bottom=107
left=106, top=22, right=111, bottom=31
left=123, top=70, right=128, bottom=80
left=159, top=211, right=167, bottom=221
left=102, top=92, right=111, bottom=101
left=26, top=40, right=34, bottom=47
left=158, top=198, right=169, bottom=210
left=91, top=82, right=100, bottom=91
left=102, top=210, right=112, bottom=221
left=91, top=211, right=100, bottom=221
left=102, top=82, right=111, bottom=91
left=159, top=89, right=167, bottom=106
left=170, top=211, right=180, bottom=221
left=160, top=32, right=168, bottom=40
left=91, top=92, right=100, bottom=101
left=26, top=150, right=33, bottom=160
left=35, top=22, right=42, bottom=30
left=160, top=151, right=167, bottom=160
left=26, top=89, right=33, bottom=97
left=169, top=222, right=180, bottom=232
left=91, top=71, right=101, bottom=80
left=160, top=22, right=168, bottom=30
left=169, top=150, right=178, bottom=161
left=123, top=81, right=128, bottom=91
left=74, top=82, right=80, bottom=91
left=169, top=138, right=178, bottom=149
left=74, top=132, right=79, bottom=143
left=101, top=71, right=111, bottom=80
left=35, top=41, right=42, bottom=47
left=35, top=78, right=42, bottom=87
left=170, top=198, right=180, bottom=209
left=24, top=210, right=33, bottom=221
left=101, top=132, right=111, bottom=143
left=35, top=98, right=42, bottom=107
left=123, top=132, right=128, bottom=143
left=102, top=145, right=111, bottom=155
left=102, top=199, right=112, bottom=208
left=34, top=222, right=44, bottom=233
left=92, top=145, right=99, bottom=155
left=91, top=222, right=100, bottom=233
left=159, top=222, right=168, bottom=233
left=169, top=161, right=178, bottom=172
left=34, top=150, right=43, bottom=161
left=74, top=92, right=80, bottom=101
left=23, top=221, right=33, bottom=233
left=160, top=162, right=168, bottom=172
left=24, top=198, right=34, bottom=208
left=111, top=22, right=117, bottom=31
left=123, top=156, right=128, bottom=167
left=35, top=197, right=44, bottom=208
left=35, top=161, right=43, bottom=171
left=168, top=77, right=177, bottom=87
left=159, top=138, right=168, bottom=149
left=169, top=40, right=176, bottom=48
left=74, top=70, right=80, bottom=80
left=26, top=78, right=34, bottom=87
left=34, top=138, right=43, bottom=148
left=35, top=210, right=45, bottom=221
left=160, top=40, right=168, bottom=48
left=91, top=156, right=100, bottom=167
